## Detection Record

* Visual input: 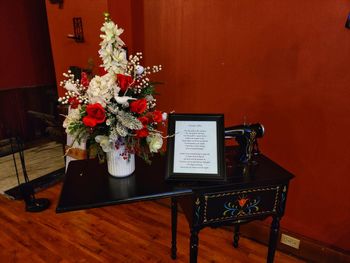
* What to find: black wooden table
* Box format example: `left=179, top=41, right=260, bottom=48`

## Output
left=56, top=148, right=294, bottom=263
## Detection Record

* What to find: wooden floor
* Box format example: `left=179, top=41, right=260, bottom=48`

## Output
left=0, top=184, right=304, bottom=263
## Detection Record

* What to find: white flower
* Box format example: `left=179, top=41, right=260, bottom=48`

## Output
left=95, top=135, right=114, bottom=152
left=99, top=46, right=127, bottom=74
left=89, top=95, right=109, bottom=106
left=162, top=112, right=168, bottom=121
left=63, top=106, right=81, bottom=134
left=99, top=20, right=127, bottom=74
left=146, top=133, right=163, bottom=153
left=112, top=49, right=128, bottom=73
left=101, top=21, right=125, bottom=46
left=87, top=73, right=117, bottom=107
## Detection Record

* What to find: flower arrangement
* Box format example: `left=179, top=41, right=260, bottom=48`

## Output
left=59, top=13, right=166, bottom=163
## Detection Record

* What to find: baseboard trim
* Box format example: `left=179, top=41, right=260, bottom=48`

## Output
left=238, top=221, right=350, bottom=263
left=155, top=199, right=350, bottom=262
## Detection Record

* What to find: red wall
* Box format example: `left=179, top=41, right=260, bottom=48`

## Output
left=111, top=0, right=350, bottom=251
left=107, top=0, right=133, bottom=52
left=45, top=0, right=108, bottom=96
left=0, top=0, right=55, bottom=89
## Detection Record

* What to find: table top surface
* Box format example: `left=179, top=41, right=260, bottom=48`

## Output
left=56, top=148, right=294, bottom=213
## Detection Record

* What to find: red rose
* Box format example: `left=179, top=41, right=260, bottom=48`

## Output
left=82, top=117, right=98, bottom=127
left=135, top=127, right=149, bottom=138
left=138, top=116, right=149, bottom=125
left=117, top=74, right=133, bottom=92
left=130, top=99, right=147, bottom=114
left=68, top=97, right=80, bottom=109
left=152, top=110, right=162, bottom=123
left=82, top=103, right=106, bottom=127
left=80, top=72, right=89, bottom=87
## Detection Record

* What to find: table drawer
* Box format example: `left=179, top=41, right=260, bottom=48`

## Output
left=202, top=186, right=280, bottom=224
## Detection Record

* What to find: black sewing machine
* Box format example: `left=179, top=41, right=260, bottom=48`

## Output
left=225, top=123, right=265, bottom=164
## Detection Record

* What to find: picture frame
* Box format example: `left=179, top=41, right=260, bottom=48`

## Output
left=165, top=113, right=226, bottom=182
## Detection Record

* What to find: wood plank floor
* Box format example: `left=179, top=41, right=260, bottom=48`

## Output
left=0, top=184, right=304, bottom=263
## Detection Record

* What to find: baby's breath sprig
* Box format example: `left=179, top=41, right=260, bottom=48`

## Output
left=147, top=97, right=157, bottom=109
left=58, top=70, right=89, bottom=106
left=152, top=65, right=162, bottom=73
left=125, top=51, right=162, bottom=96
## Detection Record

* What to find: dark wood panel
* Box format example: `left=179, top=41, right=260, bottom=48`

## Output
left=0, top=85, right=58, bottom=141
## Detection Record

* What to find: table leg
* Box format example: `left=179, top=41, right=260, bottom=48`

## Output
left=190, top=228, right=199, bottom=263
left=233, top=224, right=240, bottom=248
left=267, top=216, right=280, bottom=263
left=171, top=197, right=177, bottom=259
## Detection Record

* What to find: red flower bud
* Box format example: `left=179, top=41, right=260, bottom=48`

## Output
left=80, top=72, right=89, bottom=87
left=68, top=97, right=80, bottom=109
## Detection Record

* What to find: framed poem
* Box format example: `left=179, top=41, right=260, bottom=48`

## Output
left=165, top=113, right=226, bottom=182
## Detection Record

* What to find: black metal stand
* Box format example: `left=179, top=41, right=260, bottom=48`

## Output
left=9, top=137, right=50, bottom=212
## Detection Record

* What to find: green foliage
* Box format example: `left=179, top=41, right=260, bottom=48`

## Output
left=68, top=122, right=87, bottom=144
left=141, top=82, right=163, bottom=96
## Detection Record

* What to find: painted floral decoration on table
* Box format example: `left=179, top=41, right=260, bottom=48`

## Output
left=58, top=13, right=166, bottom=164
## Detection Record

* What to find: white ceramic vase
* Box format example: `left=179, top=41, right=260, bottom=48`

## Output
left=106, top=145, right=135, bottom=177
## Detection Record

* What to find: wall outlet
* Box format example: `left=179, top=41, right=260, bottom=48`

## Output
left=280, top=234, right=300, bottom=249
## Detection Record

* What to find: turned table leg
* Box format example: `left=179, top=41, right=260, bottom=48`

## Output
left=190, top=228, right=199, bottom=263
left=233, top=224, right=240, bottom=248
left=267, top=216, right=280, bottom=263
left=171, top=197, right=177, bottom=259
